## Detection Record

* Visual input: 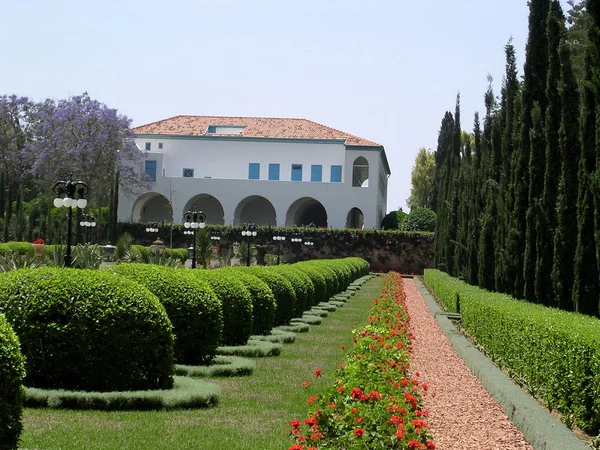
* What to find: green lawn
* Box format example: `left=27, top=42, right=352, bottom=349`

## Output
left=20, top=276, right=384, bottom=450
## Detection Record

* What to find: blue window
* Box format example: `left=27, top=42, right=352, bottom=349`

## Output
left=311, top=165, right=322, bottom=182
left=207, top=125, right=217, bottom=133
left=268, top=163, right=280, bottom=181
left=145, top=142, right=151, bottom=151
left=330, top=165, right=342, bottom=183
left=183, top=168, right=194, bottom=178
left=291, top=164, right=302, bottom=181
left=249, top=163, right=260, bottom=180
left=145, top=160, right=157, bottom=182
left=158, top=142, right=163, bottom=149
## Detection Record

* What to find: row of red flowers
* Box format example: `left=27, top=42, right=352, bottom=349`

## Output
left=287, top=272, right=435, bottom=449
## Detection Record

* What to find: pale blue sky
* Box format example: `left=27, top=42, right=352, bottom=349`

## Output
left=2, top=0, right=562, bottom=213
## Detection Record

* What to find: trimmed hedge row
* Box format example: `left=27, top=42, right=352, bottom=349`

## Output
left=194, top=270, right=253, bottom=346
left=424, top=269, right=600, bottom=434
left=243, top=267, right=297, bottom=326
left=0, top=313, right=25, bottom=450
left=131, top=245, right=188, bottom=263
left=107, top=264, right=222, bottom=365
left=0, top=242, right=34, bottom=257
left=0, top=268, right=175, bottom=392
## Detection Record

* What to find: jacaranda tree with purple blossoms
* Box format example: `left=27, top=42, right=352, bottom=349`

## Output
left=28, top=92, right=148, bottom=202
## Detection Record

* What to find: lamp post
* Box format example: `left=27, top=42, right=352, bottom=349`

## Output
left=241, top=223, right=258, bottom=267
left=272, top=230, right=286, bottom=265
left=79, top=213, right=96, bottom=244
left=53, top=176, right=89, bottom=267
left=183, top=209, right=206, bottom=269
left=145, top=223, right=159, bottom=234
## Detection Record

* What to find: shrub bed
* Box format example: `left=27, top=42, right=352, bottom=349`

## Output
left=107, top=264, right=222, bottom=365
left=220, top=268, right=277, bottom=336
left=424, top=268, right=600, bottom=434
left=267, top=266, right=311, bottom=316
left=194, top=270, right=253, bottom=346
left=288, top=272, right=433, bottom=449
left=0, top=313, right=25, bottom=450
left=0, top=268, right=175, bottom=392
left=0, top=242, right=33, bottom=257
left=293, top=263, right=328, bottom=305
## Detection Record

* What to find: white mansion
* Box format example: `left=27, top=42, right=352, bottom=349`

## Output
left=118, top=115, right=390, bottom=229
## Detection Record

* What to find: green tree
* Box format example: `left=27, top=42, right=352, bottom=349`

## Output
left=535, top=0, right=565, bottom=306
left=552, top=40, right=581, bottom=310
left=445, top=94, right=462, bottom=277
left=465, top=113, right=482, bottom=285
left=407, top=148, right=435, bottom=210
left=565, top=0, right=592, bottom=85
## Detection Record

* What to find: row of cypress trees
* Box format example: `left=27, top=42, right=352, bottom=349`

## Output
left=433, top=0, right=600, bottom=316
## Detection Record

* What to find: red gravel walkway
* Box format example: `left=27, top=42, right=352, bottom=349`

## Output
left=404, top=278, right=533, bottom=450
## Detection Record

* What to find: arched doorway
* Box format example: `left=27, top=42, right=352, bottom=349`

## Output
left=286, top=197, right=328, bottom=228
left=346, top=207, right=364, bottom=229
left=132, top=193, right=173, bottom=222
left=183, top=194, right=225, bottom=225
left=352, top=156, right=369, bottom=187
left=234, top=196, right=276, bottom=225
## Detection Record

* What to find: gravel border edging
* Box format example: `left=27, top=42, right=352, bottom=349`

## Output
left=413, top=277, right=588, bottom=450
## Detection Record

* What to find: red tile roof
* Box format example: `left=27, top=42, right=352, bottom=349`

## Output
left=132, top=115, right=382, bottom=147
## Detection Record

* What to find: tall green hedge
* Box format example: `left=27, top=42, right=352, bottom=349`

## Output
left=266, top=266, right=310, bottom=316
left=293, top=263, right=328, bottom=305
left=0, top=313, right=25, bottom=450
left=221, top=268, right=277, bottom=336
left=245, top=267, right=296, bottom=326
left=0, top=268, right=175, bottom=392
left=107, top=264, right=223, bottom=365
left=195, top=270, right=253, bottom=346
left=424, top=269, right=600, bottom=434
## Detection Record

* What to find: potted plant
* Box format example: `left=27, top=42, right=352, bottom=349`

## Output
left=32, top=238, right=45, bottom=262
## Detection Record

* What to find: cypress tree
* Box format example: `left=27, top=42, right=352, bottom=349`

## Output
left=573, top=0, right=600, bottom=315
left=454, top=132, right=472, bottom=279
left=524, top=102, right=546, bottom=302
left=552, top=41, right=581, bottom=310
left=466, top=113, right=482, bottom=285
left=434, top=112, right=455, bottom=271
left=478, top=81, right=497, bottom=290
left=514, top=0, right=551, bottom=299
left=536, top=0, right=565, bottom=306
left=445, top=94, right=462, bottom=277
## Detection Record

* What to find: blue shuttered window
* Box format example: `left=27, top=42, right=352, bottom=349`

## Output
left=330, top=165, right=342, bottom=182
left=145, top=160, right=157, bottom=182
left=249, top=163, right=260, bottom=180
left=268, top=163, right=280, bottom=180
left=183, top=168, right=194, bottom=178
left=311, top=165, right=322, bottom=182
left=291, top=164, right=302, bottom=181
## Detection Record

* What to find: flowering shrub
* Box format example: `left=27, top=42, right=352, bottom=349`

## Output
left=33, top=239, right=45, bottom=245
left=287, top=272, right=435, bottom=449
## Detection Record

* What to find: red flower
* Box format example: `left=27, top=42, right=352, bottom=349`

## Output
left=340, top=344, right=345, bottom=350
left=304, top=417, right=317, bottom=426
left=33, top=238, right=45, bottom=245
left=389, top=415, right=404, bottom=426
left=301, top=380, right=310, bottom=388
left=314, top=368, right=322, bottom=377
left=309, top=432, right=324, bottom=441
left=337, top=385, right=345, bottom=393
left=353, top=416, right=363, bottom=423
left=353, top=428, right=364, bottom=437
left=426, top=441, right=436, bottom=449
left=396, top=428, right=405, bottom=439
left=408, top=440, right=425, bottom=449
left=350, top=388, right=363, bottom=399
left=307, top=395, right=318, bottom=405
left=288, top=445, right=303, bottom=450
left=290, top=419, right=301, bottom=428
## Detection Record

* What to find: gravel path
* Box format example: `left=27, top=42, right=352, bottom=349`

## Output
left=404, top=278, right=534, bottom=450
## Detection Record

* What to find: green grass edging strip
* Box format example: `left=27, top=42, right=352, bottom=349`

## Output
left=24, top=376, right=220, bottom=411
left=418, top=275, right=590, bottom=450
left=176, top=356, right=255, bottom=377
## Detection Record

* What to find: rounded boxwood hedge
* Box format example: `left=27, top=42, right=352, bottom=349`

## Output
left=0, top=312, right=25, bottom=450
left=0, top=242, right=33, bottom=257
left=293, top=263, right=327, bottom=305
left=220, top=268, right=276, bottom=336
left=194, top=270, right=253, bottom=346
left=308, top=261, right=341, bottom=298
left=266, top=266, right=310, bottom=317
left=244, top=267, right=296, bottom=326
left=107, top=264, right=223, bottom=365
left=0, top=268, right=175, bottom=392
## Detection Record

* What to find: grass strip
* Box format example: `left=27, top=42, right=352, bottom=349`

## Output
left=20, top=276, right=384, bottom=450
left=24, top=376, right=220, bottom=411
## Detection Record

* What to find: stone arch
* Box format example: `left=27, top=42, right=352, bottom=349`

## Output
left=233, top=196, right=276, bottom=226
left=352, top=156, right=369, bottom=187
left=286, top=197, right=328, bottom=228
left=132, top=193, right=173, bottom=223
left=346, top=207, right=364, bottom=229
left=183, top=194, right=225, bottom=225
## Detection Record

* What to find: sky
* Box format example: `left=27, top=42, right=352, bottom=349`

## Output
left=1, top=0, right=571, bottom=213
